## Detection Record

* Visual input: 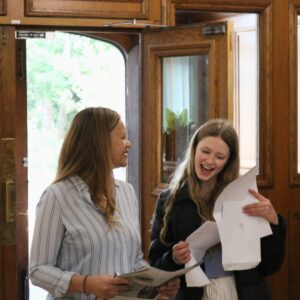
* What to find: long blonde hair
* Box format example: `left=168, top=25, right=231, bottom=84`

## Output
left=55, top=107, right=120, bottom=224
left=160, top=119, right=240, bottom=243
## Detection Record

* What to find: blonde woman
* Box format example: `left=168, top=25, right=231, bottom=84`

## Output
left=30, top=107, right=179, bottom=299
left=148, top=119, right=286, bottom=300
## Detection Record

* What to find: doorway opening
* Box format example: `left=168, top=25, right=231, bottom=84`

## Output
left=176, top=11, right=259, bottom=175
left=26, top=31, right=126, bottom=299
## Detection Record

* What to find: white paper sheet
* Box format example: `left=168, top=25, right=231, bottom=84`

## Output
left=213, top=166, right=272, bottom=270
left=185, top=221, right=220, bottom=287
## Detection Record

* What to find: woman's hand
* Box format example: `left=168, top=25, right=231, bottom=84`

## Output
left=158, top=277, right=180, bottom=299
left=86, top=275, right=130, bottom=299
left=172, top=241, right=191, bottom=265
left=242, top=189, right=279, bottom=225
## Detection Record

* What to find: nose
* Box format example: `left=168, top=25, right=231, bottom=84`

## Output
left=127, top=139, right=132, bottom=148
left=206, top=154, right=214, bottom=164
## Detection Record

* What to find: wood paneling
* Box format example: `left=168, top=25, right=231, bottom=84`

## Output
left=26, top=0, right=150, bottom=19
left=0, top=0, right=6, bottom=15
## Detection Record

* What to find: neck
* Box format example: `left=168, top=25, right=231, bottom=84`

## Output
left=199, top=178, right=216, bottom=201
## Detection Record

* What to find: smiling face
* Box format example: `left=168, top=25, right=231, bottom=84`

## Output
left=194, top=136, right=230, bottom=183
left=110, top=120, right=132, bottom=168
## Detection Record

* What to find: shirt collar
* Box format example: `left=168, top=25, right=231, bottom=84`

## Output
left=68, top=175, right=121, bottom=192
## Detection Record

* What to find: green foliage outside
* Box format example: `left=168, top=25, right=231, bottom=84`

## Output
left=27, top=32, right=125, bottom=183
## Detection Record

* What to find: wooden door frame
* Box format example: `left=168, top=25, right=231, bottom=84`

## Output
left=166, top=1, right=273, bottom=186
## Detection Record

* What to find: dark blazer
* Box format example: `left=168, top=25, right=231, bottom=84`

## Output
left=148, top=185, right=286, bottom=300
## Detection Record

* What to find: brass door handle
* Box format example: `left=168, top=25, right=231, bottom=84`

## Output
left=5, top=179, right=14, bottom=223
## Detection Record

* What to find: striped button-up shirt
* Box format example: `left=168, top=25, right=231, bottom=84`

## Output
left=29, top=176, right=148, bottom=299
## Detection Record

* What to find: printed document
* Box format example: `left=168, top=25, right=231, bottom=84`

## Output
left=112, top=262, right=200, bottom=300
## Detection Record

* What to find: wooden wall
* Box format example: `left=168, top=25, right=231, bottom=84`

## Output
left=0, top=1, right=299, bottom=300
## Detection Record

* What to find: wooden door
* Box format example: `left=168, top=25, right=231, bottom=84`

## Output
left=140, top=22, right=233, bottom=255
left=0, top=26, right=28, bottom=300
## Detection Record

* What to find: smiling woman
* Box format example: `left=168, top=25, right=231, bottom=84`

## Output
left=148, top=119, right=286, bottom=300
left=26, top=32, right=125, bottom=300
left=28, top=107, right=180, bottom=299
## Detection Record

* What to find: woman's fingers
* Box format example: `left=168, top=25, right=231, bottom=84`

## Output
left=243, top=189, right=279, bottom=224
left=172, top=241, right=190, bottom=264
left=159, top=278, right=180, bottom=297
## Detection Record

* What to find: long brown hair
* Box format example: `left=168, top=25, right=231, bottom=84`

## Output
left=160, top=119, right=240, bottom=243
left=55, top=107, right=120, bottom=224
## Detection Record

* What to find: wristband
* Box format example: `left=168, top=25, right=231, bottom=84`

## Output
left=83, top=275, right=90, bottom=295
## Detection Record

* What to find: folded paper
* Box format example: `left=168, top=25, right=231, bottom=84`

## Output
left=185, top=221, right=220, bottom=286
left=185, top=166, right=273, bottom=287
left=213, top=166, right=272, bottom=270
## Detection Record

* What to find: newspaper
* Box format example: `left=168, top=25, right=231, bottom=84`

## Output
left=111, top=262, right=201, bottom=300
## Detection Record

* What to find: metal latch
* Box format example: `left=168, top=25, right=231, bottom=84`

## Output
left=203, top=24, right=226, bottom=35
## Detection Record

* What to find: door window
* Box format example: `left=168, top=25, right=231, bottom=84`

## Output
left=162, top=55, right=209, bottom=182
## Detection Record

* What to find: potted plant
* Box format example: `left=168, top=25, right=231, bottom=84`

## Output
left=163, top=108, right=189, bottom=162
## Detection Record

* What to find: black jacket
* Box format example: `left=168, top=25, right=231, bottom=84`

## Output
left=148, top=185, right=286, bottom=300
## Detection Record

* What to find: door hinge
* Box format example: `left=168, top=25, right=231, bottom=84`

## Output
left=22, top=157, right=28, bottom=167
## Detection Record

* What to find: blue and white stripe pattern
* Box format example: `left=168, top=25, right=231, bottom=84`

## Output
left=29, top=176, right=148, bottom=299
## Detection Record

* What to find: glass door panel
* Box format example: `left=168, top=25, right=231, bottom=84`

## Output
left=162, top=55, right=209, bottom=182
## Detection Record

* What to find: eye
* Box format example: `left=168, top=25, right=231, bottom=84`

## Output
left=216, top=155, right=226, bottom=160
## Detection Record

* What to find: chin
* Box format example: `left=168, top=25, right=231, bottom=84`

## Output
left=114, top=161, right=128, bottom=168
left=197, top=173, right=214, bottom=181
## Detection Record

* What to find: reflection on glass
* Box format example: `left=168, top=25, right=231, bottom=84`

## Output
left=162, top=55, right=209, bottom=183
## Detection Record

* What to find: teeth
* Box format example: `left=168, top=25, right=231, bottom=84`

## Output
left=202, top=165, right=213, bottom=170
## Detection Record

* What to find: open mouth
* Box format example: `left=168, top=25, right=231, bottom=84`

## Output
left=201, top=164, right=214, bottom=176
